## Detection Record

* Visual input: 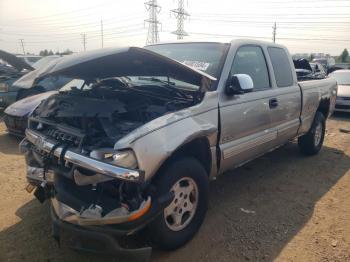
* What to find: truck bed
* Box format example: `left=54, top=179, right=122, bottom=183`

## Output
left=298, top=78, right=337, bottom=135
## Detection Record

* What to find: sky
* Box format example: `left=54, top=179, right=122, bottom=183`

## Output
left=0, top=0, right=349, bottom=56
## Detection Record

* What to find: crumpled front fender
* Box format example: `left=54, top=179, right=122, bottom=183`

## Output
left=114, top=92, right=219, bottom=180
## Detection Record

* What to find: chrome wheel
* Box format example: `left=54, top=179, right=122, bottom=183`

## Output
left=314, top=122, right=323, bottom=146
left=164, top=177, right=199, bottom=231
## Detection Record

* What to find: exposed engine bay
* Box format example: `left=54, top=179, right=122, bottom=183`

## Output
left=32, top=78, right=201, bottom=148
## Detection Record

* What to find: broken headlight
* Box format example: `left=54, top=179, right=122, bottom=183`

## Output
left=90, top=149, right=138, bottom=169
left=111, top=150, right=138, bottom=169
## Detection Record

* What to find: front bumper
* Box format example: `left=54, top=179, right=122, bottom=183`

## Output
left=50, top=192, right=173, bottom=260
left=25, top=128, right=145, bottom=183
left=335, top=97, right=350, bottom=112
left=51, top=206, right=152, bottom=261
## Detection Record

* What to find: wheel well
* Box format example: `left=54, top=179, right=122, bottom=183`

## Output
left=317, top=98, right=330, bottom=119
left=155, top=137, right=212, bottom=179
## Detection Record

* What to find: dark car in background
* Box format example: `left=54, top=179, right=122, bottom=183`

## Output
left=0, top=50, right=34, bottom=107
left=4, top=91, right=57, bottom=136
left=0, top=55, right=68, bottom=107
left=0, top=64, right=27, bottom=107
left=4, top=79, right=83, bottom=136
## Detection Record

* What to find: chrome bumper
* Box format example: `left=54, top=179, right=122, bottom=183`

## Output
left=25, top=129, right=145, bottom=183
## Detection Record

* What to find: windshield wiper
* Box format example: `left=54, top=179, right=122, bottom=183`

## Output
left=137, top=76, right=189, bottom=99
left=138, top=76, right=175, bottom=86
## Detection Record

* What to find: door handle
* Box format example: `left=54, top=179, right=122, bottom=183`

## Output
left=269, top=98, right=278, bottom=108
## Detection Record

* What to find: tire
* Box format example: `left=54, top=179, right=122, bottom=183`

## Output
left=148, top=157, right=209, bottom=250
left=298, top=111, right=326, bottom=155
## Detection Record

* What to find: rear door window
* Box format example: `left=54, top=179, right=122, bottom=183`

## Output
left=268, top=47, right=294, bottom=87
left=230, top=46, right=270, bottom=90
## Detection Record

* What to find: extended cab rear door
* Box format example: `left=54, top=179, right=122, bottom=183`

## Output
left=265, top=46, right=301, bottom=145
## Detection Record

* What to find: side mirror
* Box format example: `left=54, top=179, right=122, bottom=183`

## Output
left=225, top=74, right=254, bottom=96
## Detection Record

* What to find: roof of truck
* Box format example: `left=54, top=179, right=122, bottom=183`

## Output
left=146, top=39, right=287, bottom=49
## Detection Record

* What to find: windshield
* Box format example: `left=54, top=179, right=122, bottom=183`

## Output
left=145, top=42, right=229, bottom=78
left=330, top=71, right=350, bottom=85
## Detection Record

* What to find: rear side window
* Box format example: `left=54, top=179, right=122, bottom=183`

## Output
left=231, top=46, right=270, bottom=90
left=268, top=47, right=293, bottom=87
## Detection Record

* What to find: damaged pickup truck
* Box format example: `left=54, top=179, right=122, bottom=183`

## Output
left=20, top=40, right=337, bottom=259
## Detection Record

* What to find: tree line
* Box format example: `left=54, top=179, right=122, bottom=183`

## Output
left=39, top=49, right=73, bottom=56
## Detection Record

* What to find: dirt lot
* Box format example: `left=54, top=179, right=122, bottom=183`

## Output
left=0, top=112, right=349, bottom=262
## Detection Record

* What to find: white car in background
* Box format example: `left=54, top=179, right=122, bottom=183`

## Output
left=329, top=69, right=350, bottom=113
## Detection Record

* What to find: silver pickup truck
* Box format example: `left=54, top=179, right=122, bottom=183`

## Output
left=20, top=40, right=337, bottom=259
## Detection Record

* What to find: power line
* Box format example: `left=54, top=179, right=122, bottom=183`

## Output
left=190, top=17, right=350, bottom=24
left=186, top=31, right=350, bottom=42
left=144, top=0, right=161, bottom=45
left=171, top=0, right=190, bottom=40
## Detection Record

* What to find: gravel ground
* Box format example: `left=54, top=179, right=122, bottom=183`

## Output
left=0, top=111, right=349, bottom=262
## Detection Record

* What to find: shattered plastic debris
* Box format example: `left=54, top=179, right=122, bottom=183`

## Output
left=240, top=208, right=256, bottom=214
left=80, top=204, right=103, bottom=218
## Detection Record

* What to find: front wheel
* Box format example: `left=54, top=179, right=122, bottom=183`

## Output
left=148, top=157, right=209, bottom=250
left=298, top=112, right=326, bottom=155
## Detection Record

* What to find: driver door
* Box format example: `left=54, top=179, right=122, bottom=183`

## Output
left=219, top=45, right=277, bottom=172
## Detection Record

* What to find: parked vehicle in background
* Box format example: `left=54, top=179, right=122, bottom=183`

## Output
left=0, top=54, right=69, bottom=107
left=0, top=50, right=33, bottom=108
left=329, top=69, right=350, bottom=112
left=20, top=40, right=336, bottom=259
left=328, top=63, right=350, bottom=74
left=312, top=57, right=335, bottom=73
left=16, top=55, right=42, bottom=66
left=4, top=91, right=57, bottom=136
left=294, top=59, right=327, bottom=81
left=310, top=62, right=327, bottom=78
left=4, top=79, right=83, bottom=136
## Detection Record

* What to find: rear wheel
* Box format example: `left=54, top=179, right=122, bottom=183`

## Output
left=148, top=157, right=209, bottom=250
left=298, top=112, right=326, bottom=155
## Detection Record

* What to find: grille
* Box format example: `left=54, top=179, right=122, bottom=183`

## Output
left=43, top=127, right=81, bottom=146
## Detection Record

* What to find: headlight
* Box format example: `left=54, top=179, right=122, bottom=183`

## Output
left=90, top=149, right=138, bottom=169
left=112, top=150, right=138, bottom=169
left=0, top=82, right=8, bottom=92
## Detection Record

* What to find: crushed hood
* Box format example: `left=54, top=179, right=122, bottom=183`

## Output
left=0, top=50, right=34, bottom=71
left=34, top=47, right=216, bottom=88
